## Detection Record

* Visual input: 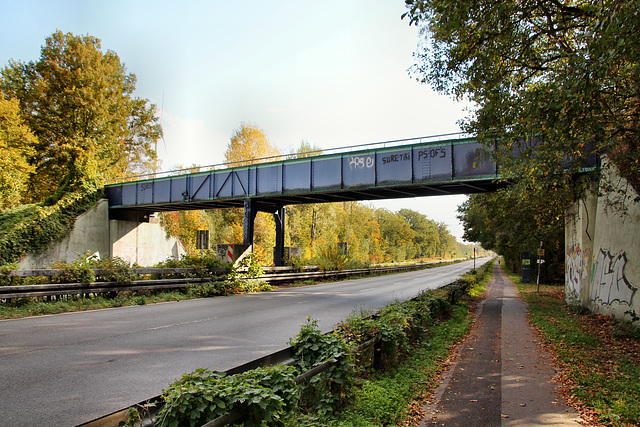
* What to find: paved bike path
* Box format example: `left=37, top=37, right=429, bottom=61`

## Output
left=419, top=263, right=581, bottom=426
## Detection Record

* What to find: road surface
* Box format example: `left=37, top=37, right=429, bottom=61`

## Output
left=0, top=258, right=488, bottom=426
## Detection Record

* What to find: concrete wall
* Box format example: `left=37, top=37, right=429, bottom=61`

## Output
left=19, top=199, right=184, bottom=268
left=565, top=160, right=640, bottom=322
left=110, top=216, right=183, bottom=266
left=19, top=199, right=111, bottom=269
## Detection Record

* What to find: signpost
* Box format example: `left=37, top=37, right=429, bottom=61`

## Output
left=473, top=247, right=476, bottom=270
left=536, top=241, right=544, bottom=292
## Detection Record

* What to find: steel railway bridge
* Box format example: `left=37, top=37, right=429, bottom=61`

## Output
left=105, top=135, right=507, bottom=264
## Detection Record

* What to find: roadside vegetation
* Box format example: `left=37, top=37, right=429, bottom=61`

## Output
left=125, top=260, right=494, bottom=427
left=0, top=256, right=466, bottom=320
left=504, top=269, right=640, bottom=427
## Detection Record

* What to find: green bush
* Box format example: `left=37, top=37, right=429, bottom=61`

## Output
left=155, top=252, right=228, bottom=272
left=239, top=279, right=273, bottom=293
left=91, top=256, right=134, bottom=282
left=156, top=365, right=298, bottom=427
left=289, top=318, right=354, bottom=417
left=336, top=290, right=453, bottom=370
left=51, top=253, right=96, bottom=284
left=187, top=281, right=236, bottom=298
left=0, top=263, right=18, bottom=286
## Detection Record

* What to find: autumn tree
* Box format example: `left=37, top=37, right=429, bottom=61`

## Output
left=0, top=31, right=161, bottom=202
left=434, top=222, right=457, bottom=259
left=224, top=123, right=281, bottom=166
left=0, top=93, right=36, bottom=210
left=159, top=210, right=209, bottom=255
left=291, top=140, right=322, bottom=158
left=399, top=209, right=440, bottom=258
left=377, top=208, right=416, bottom=261
left=404, top=1, right=640, bottom=196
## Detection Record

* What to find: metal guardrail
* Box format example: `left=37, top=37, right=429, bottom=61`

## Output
left=0, top=261, right=462, bottom=300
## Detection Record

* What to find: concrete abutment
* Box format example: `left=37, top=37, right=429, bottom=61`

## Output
left=18, top=199, right=184, bottom=268
left=565, top=159, right=640, bottom=323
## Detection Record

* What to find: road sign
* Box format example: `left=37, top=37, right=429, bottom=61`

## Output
left=196, top=230, right=210, bottom=250
left=538, top=248, right=545, bottom=257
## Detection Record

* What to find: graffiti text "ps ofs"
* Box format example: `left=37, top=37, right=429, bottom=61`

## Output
left=417, top=147, right=447, bottom=161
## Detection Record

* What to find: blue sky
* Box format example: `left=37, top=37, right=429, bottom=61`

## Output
left=1, top=0, right=473, bottom=240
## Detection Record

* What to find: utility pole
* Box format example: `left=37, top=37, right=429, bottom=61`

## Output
left=473, top=247, right=476, bottom=270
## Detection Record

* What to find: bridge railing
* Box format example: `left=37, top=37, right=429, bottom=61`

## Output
left=105, top=134, right=501, bottom=211
left=106, top=132, right=471, bottom=184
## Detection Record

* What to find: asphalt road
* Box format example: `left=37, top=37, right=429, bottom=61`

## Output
left=0, top=258, right=488, bottom=426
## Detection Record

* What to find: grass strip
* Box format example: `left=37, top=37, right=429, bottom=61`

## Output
left=514, top=278, right=640, bottom=426
left=0, top=291, right=192, bottom=319
left=332, top=303, right=473, bottom=427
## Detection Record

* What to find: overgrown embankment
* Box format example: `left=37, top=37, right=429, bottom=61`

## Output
left=0, top=188, right=102, bottom=266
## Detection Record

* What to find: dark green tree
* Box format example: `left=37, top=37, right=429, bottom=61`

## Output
left=404, top=0, right=640, bottom=195
left=457, top=184, right=570, bottom=281
left=1, top=31, right=161, bottom=202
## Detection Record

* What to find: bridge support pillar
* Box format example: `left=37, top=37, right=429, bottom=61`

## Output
left=242, top=200, right=286, bottom=266
left=243, top=199, right=257, bottom=247
left=273, top=206, right=286, bottom=267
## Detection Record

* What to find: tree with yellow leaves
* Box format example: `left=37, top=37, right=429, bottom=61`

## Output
left=0, top=93, right=36, bottom=210
left=224, top=123, right=280, bottom=166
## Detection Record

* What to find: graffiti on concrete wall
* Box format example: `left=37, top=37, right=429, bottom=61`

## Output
left=566, top=245, right=583, bottom=297
left=591, top=249, right=638, bottom=306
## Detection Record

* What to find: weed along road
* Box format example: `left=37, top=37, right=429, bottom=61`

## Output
left=0, top=259, right=488, bottom=426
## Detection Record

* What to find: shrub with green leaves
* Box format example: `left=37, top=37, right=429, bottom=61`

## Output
left=90, top=256, right=134, bottom=282
left=51, top=253, right=96, bottom=284
left=153, top=252, right=229, bottom=280
left=0, top=263, right=18, bottom=286
left=156, top=369, right=230, bottom=427
left=289, top=318, right=354, bottom=416
left=187, top=281, right=236, bottom=298
left=238, top=279, right=273, bottom=294
left=156, top=365, right=298, bottom=427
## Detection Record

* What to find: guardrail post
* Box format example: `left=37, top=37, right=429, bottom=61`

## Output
left=373, top=339, right=382, bottom=371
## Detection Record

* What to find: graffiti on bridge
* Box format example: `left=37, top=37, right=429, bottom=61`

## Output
left=348, top=156, right=374, bottom=170
left=566, top=245, right=583, bottom=297
left=591, top=249, right=637, bottom=306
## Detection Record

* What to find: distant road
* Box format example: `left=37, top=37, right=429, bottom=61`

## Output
left=0, top=258, right=488, bottom=426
